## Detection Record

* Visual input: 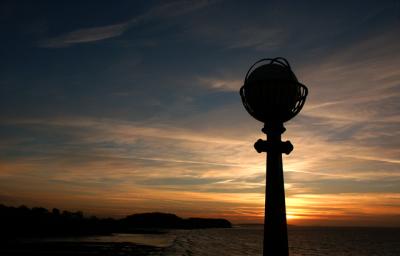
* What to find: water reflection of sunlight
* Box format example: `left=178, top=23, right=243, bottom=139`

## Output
left=45, top=233, right=176, bottom=247
left=85, top=233, right=176, bottom=247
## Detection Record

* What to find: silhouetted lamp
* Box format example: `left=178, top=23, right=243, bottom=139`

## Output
left=240, top=57, right=308, bottom=256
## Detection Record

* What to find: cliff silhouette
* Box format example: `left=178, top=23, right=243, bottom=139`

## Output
left=0, top=204, right=231, bottom=238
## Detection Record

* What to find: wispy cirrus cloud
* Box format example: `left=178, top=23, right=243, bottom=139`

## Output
left=39, top=23, right=130, bottom=48
left=198, top=76, right=242, bottom=91
left=39, top=0, right=219, bottom=48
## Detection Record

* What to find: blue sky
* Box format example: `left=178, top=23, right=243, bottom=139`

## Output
left=1, top=0, right=399, bottom=225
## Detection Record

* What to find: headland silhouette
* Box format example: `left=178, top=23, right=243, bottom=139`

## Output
left=0, top=204, right=231, bottom=239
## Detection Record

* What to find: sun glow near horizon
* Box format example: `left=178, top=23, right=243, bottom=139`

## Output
left=1, top=116, right=399, bottom=226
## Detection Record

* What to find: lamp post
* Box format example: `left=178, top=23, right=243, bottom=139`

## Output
left=239, top=58, right=308, bottom=256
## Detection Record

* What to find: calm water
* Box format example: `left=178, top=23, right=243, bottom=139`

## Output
left=9, top=226, right=400, bottom=256
left=164, top=226, right=400, bottom=256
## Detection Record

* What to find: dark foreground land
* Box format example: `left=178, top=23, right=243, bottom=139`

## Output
left=1, top=241, right=164, bottom=256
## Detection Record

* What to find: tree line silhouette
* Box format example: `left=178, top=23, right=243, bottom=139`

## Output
left=0, top=204, right=231, bottom=238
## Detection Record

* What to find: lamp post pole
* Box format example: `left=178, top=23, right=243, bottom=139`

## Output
left=255, top=123, right=292, bottom=256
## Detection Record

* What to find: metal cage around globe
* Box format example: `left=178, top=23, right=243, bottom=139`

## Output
left=240, top=58, right=308, bottom=124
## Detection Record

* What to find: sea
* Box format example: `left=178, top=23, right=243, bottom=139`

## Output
left=4, top=225, right=400, bottom=256
left=164, top=226, right=400, bottom=256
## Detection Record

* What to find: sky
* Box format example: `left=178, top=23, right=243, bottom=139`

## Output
left=1, top=0, right=399, bottom=226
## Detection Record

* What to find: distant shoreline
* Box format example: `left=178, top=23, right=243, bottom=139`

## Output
left=0, top=204, right=232, bottom=239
